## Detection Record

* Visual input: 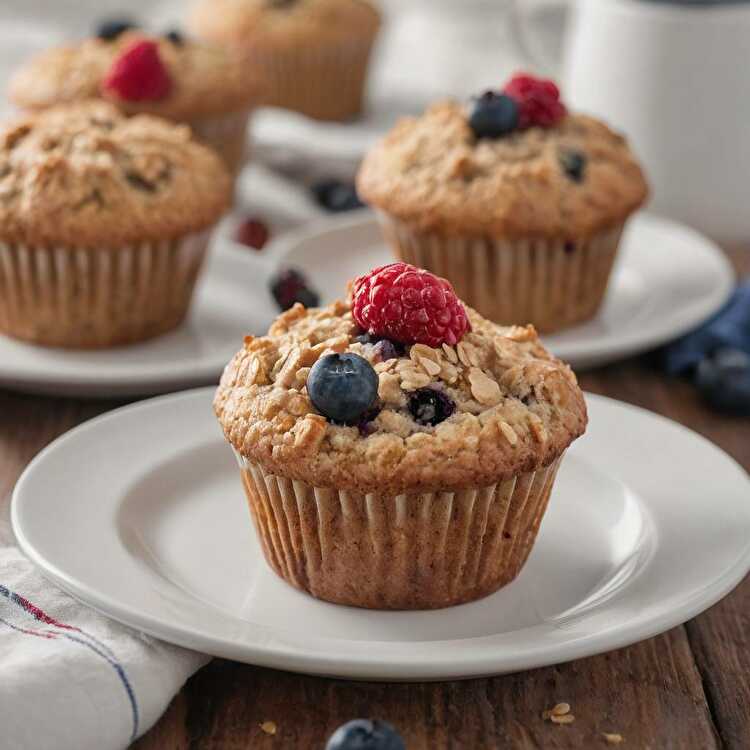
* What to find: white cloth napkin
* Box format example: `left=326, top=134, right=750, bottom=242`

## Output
left=0, top=548, right=208, bottom=750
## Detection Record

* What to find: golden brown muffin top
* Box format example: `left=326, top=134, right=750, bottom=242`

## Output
left=189, top=0, right=381, bottom=48
left=0, top=101, right=231, bottom=247
left=214, top=297, right=587, bottom=494
left=9, top=31, right=260, bottom=120
left=357, top=101, right=648, bottom=239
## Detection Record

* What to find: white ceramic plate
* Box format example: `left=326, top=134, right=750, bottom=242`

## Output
left=12, top=388, right=750, bottom=680
left=0, top=229, right=276, bottom=398
left=272, top=212, right=735, bottom=370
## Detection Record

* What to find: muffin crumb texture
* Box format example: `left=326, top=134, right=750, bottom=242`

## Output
left=0, top=101, right=231, bottom=247
left=357, top=101, right=648, bottom=238
left=214, top=299, right=587, bottom=494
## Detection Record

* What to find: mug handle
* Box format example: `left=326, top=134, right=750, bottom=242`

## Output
left=506, top=0, right=572, bottom=77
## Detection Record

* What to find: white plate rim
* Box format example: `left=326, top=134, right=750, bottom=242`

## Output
left=11, top=387, right=750, bottom=680
left=268, top=211, right=736, bottom=370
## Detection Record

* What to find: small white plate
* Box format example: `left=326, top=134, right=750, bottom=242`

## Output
left=0, top=229, right=276, bottom=398
left=12, top=388, right=750, bottom=681
left=273, top=212, right=735, bottom=370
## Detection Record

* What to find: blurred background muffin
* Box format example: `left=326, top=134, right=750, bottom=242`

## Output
left=357, top=74, right=648, bottom=333
left=189, top=0, right=381, bottom=122
left=0, top=101, right=231, bottom=348
left=8, top=26, right=260, bottom=175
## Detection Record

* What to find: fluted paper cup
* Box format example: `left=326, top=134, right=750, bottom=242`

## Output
left=188, top=109, right=252, bottom=176
left=379, top=213, right=626, bottom=334
left=246, top=35, right=377, bottom=121
left=235, top=452, right=564, bottom=610
left=0, top=230, right=211, bottom=349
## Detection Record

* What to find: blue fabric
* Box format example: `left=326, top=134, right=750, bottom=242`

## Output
left=661, top=281, right=750, bottom=376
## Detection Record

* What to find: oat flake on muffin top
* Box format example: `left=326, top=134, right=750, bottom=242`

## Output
left=8, top=31, right=260, bottom=120
left=357, top=100, right=648, bottom=239
left=214, top=298, right=587, bottom=494
left=0, top=101, right=231, bottom=248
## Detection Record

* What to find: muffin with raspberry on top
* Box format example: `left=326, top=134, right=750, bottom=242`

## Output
left=8, top=22, right=260, bottom=175
left=214, top=262, right=587, bottom=610
left=357, top=73, right=649, bottom=333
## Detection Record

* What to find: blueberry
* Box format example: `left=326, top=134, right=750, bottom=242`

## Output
left=357, top=404, right=382, bottom=436
left=164, top=29, right=185, bottom=46
left=696, top=348, right=750, bottom=415
left=236, top=218, right=270, bottom=250
left=270, top=269, right=319, bottom=311
left=308, top=354, right=379, bottom=425
left=408, top=387, right=456, bottom=426
left=354, top=333, right=405, bottom=359
left=326, top=719, right=405, bottom=750
left=95, top=18, right=138, bottom=41
left=559, top=150, right=587, bottom=183
left=312, top=179, right=365, bottom=213
left=468, top=91, right=520, bottom=139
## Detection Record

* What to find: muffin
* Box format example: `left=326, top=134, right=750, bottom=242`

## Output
left=214, top=262, right=587, bottom=610
left=189, top=0, right=381, bottom=122
left=357, top=74, right=649, bottom=333
left=0, top=101, right=231, bottom=348
left=8, top=28, right=260, bottom=174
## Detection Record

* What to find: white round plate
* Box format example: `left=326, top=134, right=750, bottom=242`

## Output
left=12, top=388, right=750, bottom=681
left=273, top=212, right=735, bottom=370
left=0, top=230, right=276, bottom=398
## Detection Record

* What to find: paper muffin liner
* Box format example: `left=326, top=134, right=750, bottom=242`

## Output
left=246, top=34, right=378, bottom=121
left=188, top=109, right=252, bottom=176
left=378, top=213, right=626, bottom=334
left=0, top=230, right=211, bottom=349
left=235, top=452, right=564, bottom=610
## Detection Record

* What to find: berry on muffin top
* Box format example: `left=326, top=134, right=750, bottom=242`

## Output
left=0, top=101, right=231, bottom=247
left=214, top=263, right=587, bottom=494
left=356, top=73, right=648, bottom=240
left=8, top=28, right=260, bottom=120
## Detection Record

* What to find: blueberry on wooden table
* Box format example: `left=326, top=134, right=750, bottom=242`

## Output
left=307, top=353, right=379, bottom=425
left=696, top=348, right=750, bottom=415
left=326, top=719, right=406, bottom=750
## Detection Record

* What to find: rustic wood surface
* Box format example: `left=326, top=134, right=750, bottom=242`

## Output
left=1, top=250, right=746, bottom=750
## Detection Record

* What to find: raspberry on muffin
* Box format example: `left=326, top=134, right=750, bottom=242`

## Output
left=214, top=263, right=587, bottom=610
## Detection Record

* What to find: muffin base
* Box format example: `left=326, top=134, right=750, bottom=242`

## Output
left=248, top=36, right=377, bottom=121
left=0, top=231, right=211, bottom=349
left=379, top=214, right=625, bottom=334
left=236, top=454, right=563, bottom=610
left=188, top=109, right=251, bottom=176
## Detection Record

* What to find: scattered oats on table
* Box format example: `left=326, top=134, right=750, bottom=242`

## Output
left=603, top=732, right=624, bottom=745
left=259, top=720, right=277, bottom=736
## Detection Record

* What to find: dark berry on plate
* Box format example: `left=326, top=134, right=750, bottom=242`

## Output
left=503, top=72, right=566, bottom=128
left=326, top=719, right=406, bottom=750
left=312, top=179, right=365, bottom=213
left=468, top=91, right=520, bottom=139
left=96, top=18, right=138, bottom=41
left=164, top=29, right=185, bottom=46
left=408, top=387, right=456, bottom=426
left=103, top=40, right=172, bottom=101
left=308, top=354, right=379, bottom=425
left=352, top=262, right=470, bottom=348
left=696, top=348, right=750, bottom=416
left=236, top=218, right=270, bottom=250
left=270, top=269, right=319, bottom=311
left=559, top=150, right=586, bottom=183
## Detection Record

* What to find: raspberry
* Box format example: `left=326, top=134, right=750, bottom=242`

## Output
left=503, top=73, right=566, bottom=129
left=103, top=40, right=171, bottom=101
left=351, top=263, right=470, bottom=348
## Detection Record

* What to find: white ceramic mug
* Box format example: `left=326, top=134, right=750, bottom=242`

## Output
left=509, top=0, right=750, bottom=244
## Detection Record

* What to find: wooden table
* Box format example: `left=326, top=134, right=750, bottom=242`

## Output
left=2, top=250, right=747, bottom=750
